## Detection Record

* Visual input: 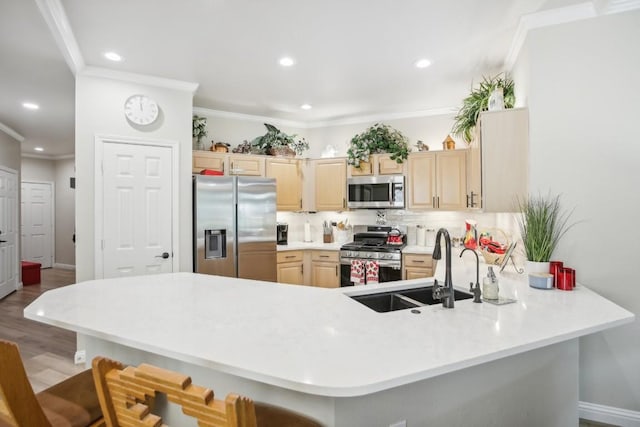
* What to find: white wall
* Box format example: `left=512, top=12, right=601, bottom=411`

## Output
left=198, top=111, right=462, bottom=159
left=75, top=74, right=193, bottom=281
left=513, top=11, right=640, bottom=411
left=0, top=131, right=21, bottom=171
left=21, top=157, right=55, bottom=181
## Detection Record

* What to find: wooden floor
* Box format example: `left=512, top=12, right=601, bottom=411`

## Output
left=0, top=268, right=620, bottom=425
left=0, top=268, right=82, bottom=392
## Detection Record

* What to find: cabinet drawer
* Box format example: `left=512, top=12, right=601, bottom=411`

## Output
left=277, top=251, right=304, bottom=263
left=403, top=253, right=433, bottom=268
left=311, top=250, right=339, bottom=262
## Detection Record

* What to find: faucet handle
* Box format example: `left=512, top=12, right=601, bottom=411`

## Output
left=432, top=279, right=441, bottom=301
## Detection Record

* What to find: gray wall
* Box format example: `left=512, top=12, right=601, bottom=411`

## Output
left=0, top=131, right=21, bottom=172
left=75, top=75, right=193, bottom=281
left=513, top=11, right=640, bottom=411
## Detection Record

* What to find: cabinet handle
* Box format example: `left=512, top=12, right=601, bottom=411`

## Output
left=343, top=198, right=346, bottom=209
left=437, top=196, right=440, bottom=209
left=301, top=264, right=304, bottom=274
left=335, top=265, right=338, bottom=276
left=432, top=196, right=436, bottom=208
left=320, top=255, right=329, bottom=258
left=285, top=255, right=296, bottom=259
left=466, top=194, right=470, bottom=208
left=300, top=199, right=302, bottom=209
left=413, top=260, right=425, bottom=263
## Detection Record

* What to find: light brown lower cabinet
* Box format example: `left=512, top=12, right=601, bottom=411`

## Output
left=276, top=251, right=304, bottom=285
left=310, top=251, right=340, bottom=288
left=402, top=253, right=434, bottom=280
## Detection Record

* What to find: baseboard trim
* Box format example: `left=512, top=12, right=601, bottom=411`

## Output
left=53, top=263, right=76, bottom=270
left=579, top=401, right=640, bottom=427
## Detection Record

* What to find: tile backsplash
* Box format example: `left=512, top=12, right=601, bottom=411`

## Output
left=277, top=209, right=520, bottom=247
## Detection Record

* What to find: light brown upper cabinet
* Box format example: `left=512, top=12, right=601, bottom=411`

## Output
left=227, top=155, right=265, bottom=176
left=314, top=158, right=347, bottom=211
left=266, top=158, right=302, bottom=211
left=348, top=154, right=405, bottom=177
left=467, top=108, right=529, bottom=212
left=192, top=151, right=226, bottom=174
left=407, top=151, right=467, bottom=210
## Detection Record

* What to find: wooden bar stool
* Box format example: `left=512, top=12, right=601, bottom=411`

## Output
left=92, top=356, right=322, bottom=427
left=0, top=339, right=104, bottom=427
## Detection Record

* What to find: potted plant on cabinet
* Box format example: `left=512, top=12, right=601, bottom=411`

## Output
left=347, top=123, right=410, bottom=168
left=516, top=193, right=575, bottom=273
left=192, top=115, right=208, bottom=150
left=451, top=73, right=515, bottom=144
left=250, top=123, right=309, bottom=156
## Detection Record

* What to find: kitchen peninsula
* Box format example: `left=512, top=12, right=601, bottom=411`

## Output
left=25, top=272, right=632, bottom=426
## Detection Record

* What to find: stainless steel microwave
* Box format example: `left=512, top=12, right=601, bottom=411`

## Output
left=347, top=175, right=405, bottom=209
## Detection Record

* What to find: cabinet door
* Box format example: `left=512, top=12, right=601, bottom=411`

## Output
left=479, top=108, right=529, bottom=212
left=403, top=267, right=431, bottom=280
left=348, top=161, right=373, bottom=176
left=229, top=155, right=265, bottom=176
left=311, top=262, right=340, bottom=288
left=376, top=154, right=405, bottom=175
left=407, top=153, right=437, bottom=209
left=266, top=158, right=302, bottom=211
left=192, top=152, right=226, bottom=174
left=314, top=159, right=347, bottom=211
left=436, top=150, right=467, bottom=210
left=277, top=262, right=304, bottom=285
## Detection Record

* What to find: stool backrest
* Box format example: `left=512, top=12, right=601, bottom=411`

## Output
left=0, top=340, right=52, bottom=426
left=92, top=356, right=257, bottom=427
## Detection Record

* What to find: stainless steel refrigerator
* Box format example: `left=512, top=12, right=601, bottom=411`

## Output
left=193, top=175, right=277, bottom=282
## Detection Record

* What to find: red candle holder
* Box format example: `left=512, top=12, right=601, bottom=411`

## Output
left=549, top=261, right=564, bottom=288
left=557, top=267, right=575, bottom=291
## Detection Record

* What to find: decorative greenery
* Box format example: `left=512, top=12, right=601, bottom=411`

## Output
left=517, top=194, right=575, bottom=262
left=451, top=73, right=515, bottom=144
left=347, top=123, right=410, bottom=168
left=192, top=115, right=208, bottom=143
left=250, top=123, right=309, bottom=156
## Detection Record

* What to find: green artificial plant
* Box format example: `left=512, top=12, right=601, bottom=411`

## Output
left=517, top=194, right=575, bottom=262
left=250, top=123, right=309, bottom=156
left=451, top=74, right=515, bottom=144
left=347, top=123, right=410, bottom=168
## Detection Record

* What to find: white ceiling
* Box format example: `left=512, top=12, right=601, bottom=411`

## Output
left=0, top=0, right=627, bottom=157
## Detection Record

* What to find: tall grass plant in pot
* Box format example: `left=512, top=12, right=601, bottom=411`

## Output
left=517, top=194, right=575, bottom=274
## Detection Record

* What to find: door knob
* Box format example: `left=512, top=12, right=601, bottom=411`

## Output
left=0, top=240, right=6, bottom=243
left=155, top=252, right=170, bottom=259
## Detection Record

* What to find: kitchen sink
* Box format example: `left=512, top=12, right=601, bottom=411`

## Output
left=349, top=286, right=473, bottom=313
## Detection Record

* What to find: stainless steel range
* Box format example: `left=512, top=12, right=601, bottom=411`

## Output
left=339, top=225, right=407, bottom=286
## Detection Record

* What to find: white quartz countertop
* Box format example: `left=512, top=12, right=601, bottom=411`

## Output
left=24, top=271, right=633, bottom=397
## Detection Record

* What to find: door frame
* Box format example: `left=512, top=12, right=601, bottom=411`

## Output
left=0, top=165, right=19, bottom=293
left=94, top=134, right=180, bottom=279
left=21, top=180, right=55, bottom=268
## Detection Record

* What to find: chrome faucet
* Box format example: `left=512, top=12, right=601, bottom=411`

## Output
left=431, top=228, right=455, bottom=308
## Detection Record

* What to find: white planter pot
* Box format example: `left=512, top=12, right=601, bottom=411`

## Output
left=526, top=261, right=550, bottom=275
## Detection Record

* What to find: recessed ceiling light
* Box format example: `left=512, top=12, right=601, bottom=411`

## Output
left=22, top=102, right=39, bottom=110
left=301, top=104, right=312, bottom=110
left=279, top=57, right=295, bottom=67
left=415, top=58, right=432, bottom=69
left=104, top=51, right=123, bottom=62
left=34, top=147, right=44, bottom=152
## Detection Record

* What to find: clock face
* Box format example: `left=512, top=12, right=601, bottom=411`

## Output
left=124, top=94, right=159, bottom=125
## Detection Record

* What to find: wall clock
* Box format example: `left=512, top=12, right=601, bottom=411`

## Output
left=124, top=94, right=159, bottom=125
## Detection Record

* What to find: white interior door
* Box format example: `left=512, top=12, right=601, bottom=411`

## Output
left=0, top=168, right=19, bottom=299
left=21, top=182, right=53, bottom=268
left=101, top=141, right=173, bottom=278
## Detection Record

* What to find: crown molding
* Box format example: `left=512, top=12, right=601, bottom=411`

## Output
left=81, top=66, right=199, bottom=93
left=307, top=107, right=459, bottom=128
left=505, top=2, right=597, bottom=70
left=193, top=106, right=459, bottom=130
left=35, top=0, right=85, bottom=75
left=21, top=152, right=75, bottom=160
left=193, top=107, right=308, bottom=129
left=599, top=0, right=640, bottom=13
left=0, top=122, right=25, bottom=142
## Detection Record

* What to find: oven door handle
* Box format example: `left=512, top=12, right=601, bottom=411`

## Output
left=340, top=259, right=401, bottom=269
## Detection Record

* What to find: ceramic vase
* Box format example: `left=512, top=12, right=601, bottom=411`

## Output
left=488, top=87, right=505, bottom=111
left=525, top=260, right=550, bottom=275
